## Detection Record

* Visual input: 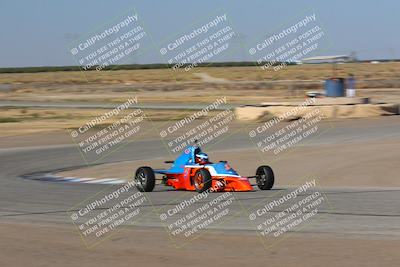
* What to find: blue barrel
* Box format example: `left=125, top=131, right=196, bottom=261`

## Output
left=325, top=78, right=345, bottom=97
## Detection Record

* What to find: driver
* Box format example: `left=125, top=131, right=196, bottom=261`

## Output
left=195, top=152, right=209, bottom=165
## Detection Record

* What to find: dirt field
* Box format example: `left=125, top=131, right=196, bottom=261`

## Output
left=1, top=63, right=400, bottom=140
left=1, top=63, right=400, bottom=105
left=0, top=108, right=220, bottom=137
left=1, top=63, right=400, bottom=84
left=1, top=222, right=399, bottom=267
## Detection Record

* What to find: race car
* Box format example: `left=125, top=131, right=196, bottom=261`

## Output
left=134, top=143, right=274, bottom=193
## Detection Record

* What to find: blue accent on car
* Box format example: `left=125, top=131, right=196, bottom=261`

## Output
left=210, top=162, right=238, bottom=175
left=153, top=146, right=239, bottom=176
left=154, top=146, right=200, bottom=174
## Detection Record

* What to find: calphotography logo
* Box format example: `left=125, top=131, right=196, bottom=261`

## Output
left=245, top=178, right=332, bottom=247
left=246, top=98, right=330, bottom=157
left=69, top=97, right=147, bottom=163
left=157, top=181, right=237, bottom=246
left=158, top=97, right=234, bottom=154
left=69, top=181, right=149, bottom=248
left=69, top=10, right=147, bottom=72
left=248, top=13, right=328, bottom=71
left=159, top=13, right=236, bottom=72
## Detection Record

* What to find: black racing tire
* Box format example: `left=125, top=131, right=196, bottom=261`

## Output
left=256, top=165, right=274, bottom=190
left=193, top=169, right=212, bottom=193
left=135, top=166, right=155, bottom=192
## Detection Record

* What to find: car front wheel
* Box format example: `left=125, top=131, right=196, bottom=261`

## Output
left=193, top=169, right=212, bottom=193
left=256, top=165, right=274, bottom=190
left=135, top=166, right=155, bottom=192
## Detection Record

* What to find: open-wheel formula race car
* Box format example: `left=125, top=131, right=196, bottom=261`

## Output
left=134, top=144, right=274, bottom=193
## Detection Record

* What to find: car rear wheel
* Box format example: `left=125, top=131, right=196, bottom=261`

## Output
left=256, top=165, right=274, bottom=190
left=193, top=169, right=212, bottom=193
left=135, top=166, right=155, bottom=192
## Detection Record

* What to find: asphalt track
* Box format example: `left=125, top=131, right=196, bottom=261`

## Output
left=1, top=117, right=400, bottom=239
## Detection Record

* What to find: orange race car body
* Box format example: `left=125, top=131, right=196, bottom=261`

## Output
left=134, top=145, right=274, bottom=193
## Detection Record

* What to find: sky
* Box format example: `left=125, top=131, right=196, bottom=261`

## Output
left=0, top=0, right=399, bottom=67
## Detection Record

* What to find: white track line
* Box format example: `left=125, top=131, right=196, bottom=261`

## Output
left=38, top=173, right=127, bottom=185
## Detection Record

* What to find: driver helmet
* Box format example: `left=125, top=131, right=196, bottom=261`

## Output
left=195, top=152, right=209, bottom=165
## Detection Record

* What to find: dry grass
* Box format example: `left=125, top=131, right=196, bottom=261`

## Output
left=0, top=107, right=219, bottom=137
left=1, top=63, right=399, bottom=137
left=1, top=63, right=399, bottom=105
left=1, top=63, right=399, bottom=84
